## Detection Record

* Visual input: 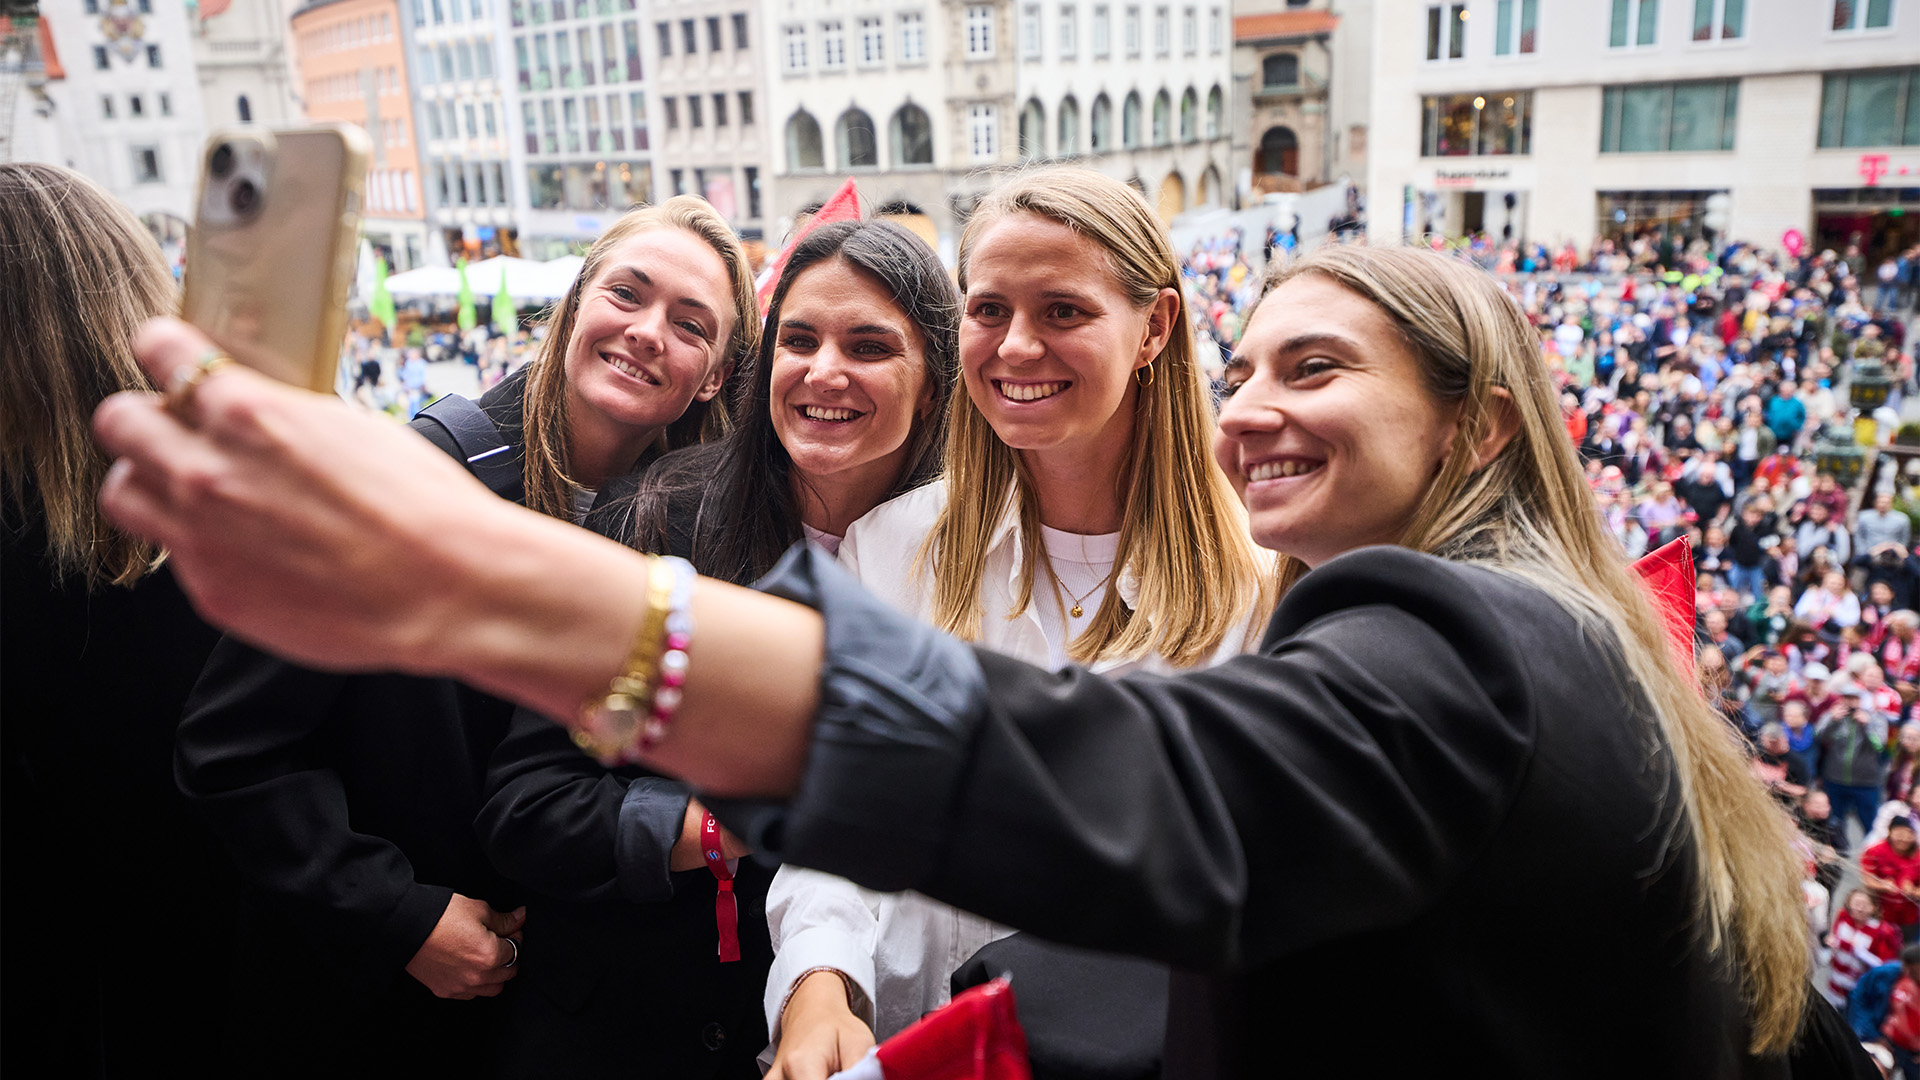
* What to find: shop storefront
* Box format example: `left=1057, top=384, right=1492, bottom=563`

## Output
left=1408, top=160, right=1533, bottom=243
left=1594, top=189, right=1729, bottom=250
left=1815, top=183, right=1920, bottom=262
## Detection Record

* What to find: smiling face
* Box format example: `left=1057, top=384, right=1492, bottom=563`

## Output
left=1213, top=274, right=1461, bottom=566
left=769, top=258, right=932, bottom=504
left=562, top=226, right=734, bottom=441
left=959, top=213, right=1169, bottom=466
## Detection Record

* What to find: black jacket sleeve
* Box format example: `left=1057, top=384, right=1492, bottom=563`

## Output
left=476, top=703, right=692, bottom=903
left=174, top=638, right=452, bottom=990
left=714, top=545, right=1537, bottom=972
left=474, top=465, right=694, bottom=904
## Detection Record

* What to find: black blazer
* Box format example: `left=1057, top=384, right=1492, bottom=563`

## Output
left=729, top=545, right=1823, bottom=1078
left=2, top=482, right=240, bottom=1078
left=173, top=374, right=536, bottom=1077
left=475, top=469, right=774, bottom=1079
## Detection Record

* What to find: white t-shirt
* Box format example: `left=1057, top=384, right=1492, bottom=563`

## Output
left=1031, top=524, right=1122, bottom=672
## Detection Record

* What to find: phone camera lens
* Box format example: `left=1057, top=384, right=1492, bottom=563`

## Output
left=231, top=178, right=259, bottom=217
left=209, top=143, right=235, bottom=178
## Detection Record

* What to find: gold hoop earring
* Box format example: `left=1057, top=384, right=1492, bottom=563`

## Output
left=1136, top=364, right=1155, bottom=388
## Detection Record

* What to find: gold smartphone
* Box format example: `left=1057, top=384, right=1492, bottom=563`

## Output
left=181, top=123, right=372, bottom=393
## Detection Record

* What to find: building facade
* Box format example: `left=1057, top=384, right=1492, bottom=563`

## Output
left=1231, top=0, right=1369, bottom=200
left=647, top=0, right=770, bottom=238
left=768, top=0, right=1231, bottom=258
left=192, top=0, right=304, bottom=131
left=292, top=0, right=429, bottom=269
left=402, top=0, right=516, bottom=260
left=1369, top=0, right=1920, bottom=258
left=34, top=0, right=211, bottom=263
left=499, top=0, right=655, bottom=259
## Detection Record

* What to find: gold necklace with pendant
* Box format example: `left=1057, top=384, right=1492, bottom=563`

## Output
left=1050, top=562, right=1113, bottom=619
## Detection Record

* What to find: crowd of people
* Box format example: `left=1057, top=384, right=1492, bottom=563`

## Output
left=1487, top=224, right=1920, bottom=1064
left=10, top=149, right=1920, bottom=1077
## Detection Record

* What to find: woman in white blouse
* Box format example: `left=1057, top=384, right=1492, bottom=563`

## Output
left=763, top=168, right=1269, bottom=1080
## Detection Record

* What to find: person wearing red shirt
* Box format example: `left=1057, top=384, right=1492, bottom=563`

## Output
left=1886, top=962, right=1920, bottom=1076
left=1862, top=817, right=1920, bottom=943
left=1829, top=888, right=1904, bottom=1007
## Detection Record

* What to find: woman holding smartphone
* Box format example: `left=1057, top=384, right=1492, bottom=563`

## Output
left=172, top=197, right=754, bottom=1077
left=766, top=169, right=1267, bottom=1080
left=101, top=242, right=1831, bottom=1075
left=473, top=219, right=957, bottom=1077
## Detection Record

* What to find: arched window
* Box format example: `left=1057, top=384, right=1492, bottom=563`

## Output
left=1262, top=53, right=1298, bottom=89
left=1057, top=96, right=1080, bottom=155
left=1151, top=90, right=1171, bottom=146
left=787, top=109, right=825, bottom=170
left=1155, top=171, right=1184, bottom=222
left=1121, top=91, right=1141, bottom=148
left=1089, top=93, right=1112, bottom=151
left=1018, top=98, right=1045, bottom=159
left=1178, top=87, right=1197, bottom=143
left=1257, top=125, right=1299, bottom=175
left=1205, top=85, right=1222, bottom=139
left=236, top=94, right=252, bottom=123
left=1198, top=164, right=1222, bottom=207
left=890, top=103, right=933, bottom=166
left=836, top=107, right=879, bottom=168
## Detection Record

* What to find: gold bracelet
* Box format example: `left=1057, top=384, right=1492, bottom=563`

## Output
left=574, top=556, right=674, bottom=761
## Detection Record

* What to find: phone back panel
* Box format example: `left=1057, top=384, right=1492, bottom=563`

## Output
left=182, top=125, right=370, bottom=393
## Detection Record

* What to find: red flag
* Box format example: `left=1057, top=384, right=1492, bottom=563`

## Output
left=865, top=978, right=1031, bottom=1080
left=756, top=178, right=863, bottom=314
left=1632, top=537, right=1698, bottom=677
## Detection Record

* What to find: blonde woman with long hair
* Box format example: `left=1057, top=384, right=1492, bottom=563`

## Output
left=765, top=168, right=1266, bottom=1079
left=101, top=249, right=1830, bottom=1071
left=171, top=196, right=756, bottom=1073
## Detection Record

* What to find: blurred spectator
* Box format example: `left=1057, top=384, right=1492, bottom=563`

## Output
left=1862, top=816, right=1920, bottom=945
left=1828, top=889, right=1904, bottom=1009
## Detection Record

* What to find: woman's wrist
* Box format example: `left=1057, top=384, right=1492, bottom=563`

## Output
left=410, top=501, right=652, bottom=721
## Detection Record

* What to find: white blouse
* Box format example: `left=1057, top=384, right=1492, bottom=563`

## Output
left=762, top=481, right=1260, bottom=1047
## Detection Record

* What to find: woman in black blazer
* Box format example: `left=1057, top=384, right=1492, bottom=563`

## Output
left=1, top=163, right=243, bottom=1079
left=172, top=198, right=757, bottom=1077
left=102, top=244, right=1834, bottom=1073
left=474, top=219, right=956, bottom=1078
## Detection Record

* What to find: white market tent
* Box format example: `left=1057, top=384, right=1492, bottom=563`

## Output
left=380, top=256, right=585, bottom=302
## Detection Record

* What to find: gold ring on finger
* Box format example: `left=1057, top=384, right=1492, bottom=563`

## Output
left=164, top=350, right=236, bottom=419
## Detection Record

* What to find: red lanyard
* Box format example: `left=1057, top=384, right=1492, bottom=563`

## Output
left=701, top=812, right=741, bottom=963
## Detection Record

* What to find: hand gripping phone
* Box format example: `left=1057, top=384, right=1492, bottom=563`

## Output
left=181, top=124, right=372, bottom=393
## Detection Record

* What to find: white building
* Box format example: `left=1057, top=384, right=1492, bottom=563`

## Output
left=496, top=0, right=656, bottom=258
left=647, top=0, right=770, bottom=238
left=766, top=0, right=1232, bottom=258
left=33, top=0, right=211, bottom=262
left=1369, top=0, right=1920, bottom=259
left=404, top=0, right=516, bottom=260
left=192, top=0, right=304, bottom=130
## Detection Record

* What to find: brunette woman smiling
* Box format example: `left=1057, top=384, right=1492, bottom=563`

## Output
left=171, top=197, right=754, bottom=1078
left=475, top=220, right=956, bottom=1078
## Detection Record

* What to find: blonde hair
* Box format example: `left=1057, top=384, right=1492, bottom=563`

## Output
left=0, top=163, right=174, bottom=586
left=519, top=196, right=758, bottom=519
left=927, top=167, right=1262, bottom=667
left=1265, top=245, right=1808, bottom=1053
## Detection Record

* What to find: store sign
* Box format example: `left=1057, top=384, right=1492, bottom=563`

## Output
left=1859, top=153, right=1919, bottom=186
left=1415, top=162, right=1536, bottom=192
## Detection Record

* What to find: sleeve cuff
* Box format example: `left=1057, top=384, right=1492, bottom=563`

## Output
left=706, top=544, right=990, bottom=894
left=371, top=884, right=455, bottom=991
left=764, top=927, right=879, bottom=1042
left=615, top=777, right=694, bottom=902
